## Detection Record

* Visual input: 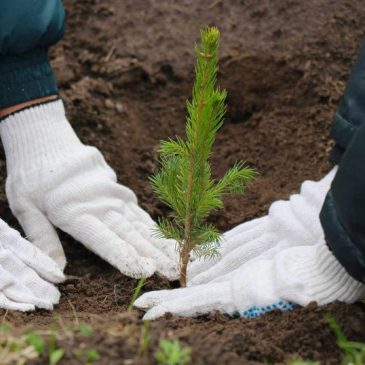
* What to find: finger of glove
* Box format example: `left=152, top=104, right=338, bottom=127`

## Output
left=187, top=219, right=270, bottom=283
left=269, top=198, right=319, bottom=243
left=0, top=249, right=60, bottom=304
left=223, top=216, right=269, bottom=240
left=143, top=245, right=179, bottom=280
left=86, top=176, right=138, bottom=208
left=0, top=293, right=35, bottom=312
left=142, top=299, right=198, bottom=320
left=145, top=231, right=179, bottom=273
left=135, top=288, right=189, bottom=309
left=132, top=220, right=178, bottom=263
left=0, top=220, right=65, bottom=283
left=0, top=265, right=54, bottom=310
left=189, top=232, right=277, bottom=286
left=288, top=194, right=322, bottom=240
left=64, top=215, right=156, bottom=279
left=127, top=201, right=156, bottom=227
left=105, top=212, right=178, bottom=280
left=118, top=205, right=179, bottom=279
left=123, top=203, right=179, bottom=268
left=13, top=204, right=66, bottom=270
left=104, top=211, right=178, bottom=280
left=135, top=281, right=228, bottom=308
left=98, top=176, right=139, bottom=204
left=315, top=166, right=337, bottom=189
left=300, top=179, right=330, bottom=209
left=140, top=282, right=232, bottom=320
left=129, top=218, right=179, bottom=272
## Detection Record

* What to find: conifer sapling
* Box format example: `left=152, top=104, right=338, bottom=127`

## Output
left=151, top=26, right=256, bottom=287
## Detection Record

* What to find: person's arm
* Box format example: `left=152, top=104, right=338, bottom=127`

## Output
left=0, top=0, right=65, bottom=114
left=0, top=0, right=67, bottom=312
left=320, top=117, right=365, bottom=283
left=329, top=41, right=365, bottom=164
left=0, top=2, right=179, bottom=281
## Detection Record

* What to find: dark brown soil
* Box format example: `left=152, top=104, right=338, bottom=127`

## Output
left=1, top=0, right=365, bottom=364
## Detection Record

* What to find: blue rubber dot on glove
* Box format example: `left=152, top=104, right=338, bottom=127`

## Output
left=237, top=300, right=296, bottom=319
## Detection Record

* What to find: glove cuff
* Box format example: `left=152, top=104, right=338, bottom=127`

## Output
left=301, top=243, right=365, bottom=304
left=231, top=242, right=365, bottom=314
left=0, top=100, right=82, bottom=174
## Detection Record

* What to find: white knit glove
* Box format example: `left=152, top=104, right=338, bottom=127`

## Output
left=0, top=100, right=178, bottom=280
left=187, top=167, right=337, bottom=286
left=0, top=218, right=64, bottom=311
left=135, top=240, right=365, bottom=319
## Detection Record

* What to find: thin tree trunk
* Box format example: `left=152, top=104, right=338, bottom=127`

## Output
left=180, top=244, right=190, bottom=288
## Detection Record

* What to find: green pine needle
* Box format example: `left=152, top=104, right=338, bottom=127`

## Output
left=151, top=26, right=256, bottom=286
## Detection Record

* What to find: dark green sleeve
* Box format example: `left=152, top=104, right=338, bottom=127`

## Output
left=0, top=0, right=65, bottom=109
left=320, top=120, right=365, bottom=283
left=0, top=0, right=65, bottom=55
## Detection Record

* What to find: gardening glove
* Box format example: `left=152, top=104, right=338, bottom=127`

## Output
left=135, top=240, right=365, bottom=319
left=0, top=218, right=64, bottom=311
left=188, top=166, right=337, bottom=286
left=0, top=100, right=178, bottom=280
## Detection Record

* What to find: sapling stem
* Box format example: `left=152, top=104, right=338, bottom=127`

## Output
left=179, top=244, right=190, bottom=288
left=151, top=26, right=256, bottom=287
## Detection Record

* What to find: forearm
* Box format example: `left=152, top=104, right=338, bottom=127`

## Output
left=320, top=120, right=365, bottom=283
left=0, top=0, right=65, bottom=110
left=329, top=41, right=365, bottom=163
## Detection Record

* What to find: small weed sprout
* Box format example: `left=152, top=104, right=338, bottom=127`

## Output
left=77, top=324, right=93, bottom=337
left=0, top=322, right=100, bottom=365
left=0, top=325, right=41, bottom=365
left=287, top=318, right=365, bottom=365
left=154, top=339, right=191, bottom=365
left=85, top=348, right=100, bottom=364
left=74, top=346, right=101, bottom=365
left=48, top=326, right=64, bottom=365
left=26, top=331, right=45, bottom=355
left=151, top=26, right=256, bottom=286
left=138, top=320, right=151, bottom=358
left=288, top=359, right=320, bottom=365
left=327, top=316, right=365, bottom=365
left=128, top=276, right=146, bottom=311
left=0, top=324, right=10, bottom=333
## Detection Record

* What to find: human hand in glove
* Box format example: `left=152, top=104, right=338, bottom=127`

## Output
left=135, top=168, right=365, bottom=319
left=0, top=218, right=64, bottom=311
left=135, top=239, right=365, bottom=319
left=0, top=100, right=178, bottom=280
left=188, top=167, right=337, bottom=285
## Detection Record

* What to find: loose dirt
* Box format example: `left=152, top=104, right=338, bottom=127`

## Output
left=1, top=0, right=365, bottom=364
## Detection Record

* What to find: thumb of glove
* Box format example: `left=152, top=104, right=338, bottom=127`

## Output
left=9, top=199, right=66, bottom=271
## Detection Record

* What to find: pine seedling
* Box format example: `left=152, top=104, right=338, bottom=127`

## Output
left=151, top=26, right=256, bottom=287
left=154, top=339, right=191, bottom=365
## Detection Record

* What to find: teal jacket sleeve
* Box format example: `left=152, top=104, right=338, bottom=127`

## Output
left=0, top=0, right=65, bottom=109
left=319, top=41, right=365, bottom=284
